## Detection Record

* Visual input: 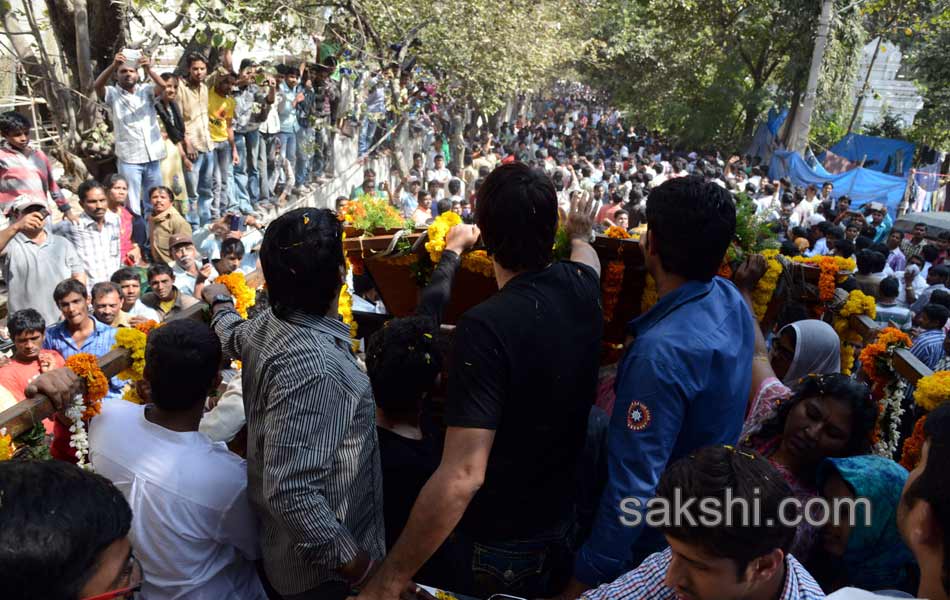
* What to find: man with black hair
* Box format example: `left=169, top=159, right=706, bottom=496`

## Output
left=94, top=50, right=167, bottom=223
left=855, top=249, right=888, bottom=298
left=875, top=276, right=913, bottom=331
left=214, top=236, right=246, bottom=276
left=91, top=281, right=129, bottom=327
left=909, top=264, right=950, bottom=315
left=0, top=111, right=77, bottom=223
left=0, top=308, right=65, bottom=407
left=178, top=53, right=214, bottom=227
left=89, top=319, right=267, bottom=599
left=885, top=230, right=908, bottom=274
left=53, top=179, right=121, bottom=286
left=901, top=223, right=928, bottom=261
left=564, top=176, right=755, bottom=598
left=911, top=304, right=950, bottom=369
left=202, top=207, right=385, bottom=600
left=0, top=195, right=84, bottom=324
left=0, top=460, right=138, bottom=600
left=141, top=263, right=199, bottom=319
left=44, top=278, right=117, bottom=360
left=582, top=446, right=824, bottom=600
left=111, top=267, right=162, bottom=322
left=358, top=163, right=603, bottom=599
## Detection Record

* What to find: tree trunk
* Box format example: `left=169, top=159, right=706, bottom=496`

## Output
left=73, top=0, right=97, bottom=131
left=847, top=36, right=883, bottom=133
left=786, top=0, right=834, bottom=153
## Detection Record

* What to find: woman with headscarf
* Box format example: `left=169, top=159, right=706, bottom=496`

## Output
left=740, top=374, right=877, bottom=567
left=815, top=455, right=918, bottom=594
left=744, top=319, right=842, bottom=429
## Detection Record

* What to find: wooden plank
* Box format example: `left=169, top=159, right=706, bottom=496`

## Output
left=0, top=348, right=132, bottom=438
left=165, top=302, right=209, bottom=323
left=850, top=314, right=880, bottom=341
left=893, top=348, right=933, bottom=386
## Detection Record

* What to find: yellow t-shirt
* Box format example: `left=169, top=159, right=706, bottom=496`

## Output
left=159, top=296, right=177, bottom=315
left=208, top=88, right=236, bottom=143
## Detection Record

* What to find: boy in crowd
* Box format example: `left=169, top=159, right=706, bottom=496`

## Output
left=111, top=267, right=162, bottom=322
left=141, top=263, right=199, bottom=319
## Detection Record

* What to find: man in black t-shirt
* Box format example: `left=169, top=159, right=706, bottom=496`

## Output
left=358, top=163, right=604, bottom=600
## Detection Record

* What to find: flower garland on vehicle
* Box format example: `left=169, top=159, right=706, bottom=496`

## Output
left=0, top=428, right=13, bottom=461
left=792, top=256, right=856, bottom=302
left=338, top=241, right=359, bottom=352
left=751, top=250, right=783, bottom=322
left=65, top=353, right=109, bottom=469
left=216, top=272, right=257, bottom=319
left=425, top=212, right=462, bottom=264
left=602, top=260, right=626, bottom=322
left=859, top=327, right=913, bottom=458
left=833, top=289, right=876, bottom=376
left=604, top=226, right=631, bottom=239
left=900, top=371, right=950, bottom=469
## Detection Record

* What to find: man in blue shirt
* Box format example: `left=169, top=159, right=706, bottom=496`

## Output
left=561, top=176, right=755, bottom=598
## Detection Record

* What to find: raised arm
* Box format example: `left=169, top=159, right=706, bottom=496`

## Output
left=93, top=53, right=125, bottom=100
left=565, top=190, right=601, bottom=278
left=415, top=224, right=480, bottom=327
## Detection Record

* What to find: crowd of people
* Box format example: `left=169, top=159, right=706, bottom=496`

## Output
left=0, top=45, right=949, bottom=600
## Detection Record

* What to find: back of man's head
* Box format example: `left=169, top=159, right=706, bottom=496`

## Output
left=475, top=163, right=557, bottom=272
left=921, top=303, right=950, bottom=329
left=646, top=176, right=736, bottom=282
left=657, top=446, right=795, bottom=578
left=0, top=460, right=132, bottom=600
left=879, top=276, right=900, bottom=300
left=261, top=208, right=343, bottom=319
left=902, top=402, right=950, bottom=596
left=366, top=316, right=442, bottom=419
left=923, top=244, right=941, bottom=264
left=144, top=319, right=222, bottom=410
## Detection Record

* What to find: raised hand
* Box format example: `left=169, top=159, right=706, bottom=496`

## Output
left=565, top=190, right=600, bottom=242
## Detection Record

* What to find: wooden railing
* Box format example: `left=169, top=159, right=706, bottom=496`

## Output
left=849, top=314, right=933, bottom=385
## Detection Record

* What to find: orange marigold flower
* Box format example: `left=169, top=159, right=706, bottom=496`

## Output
left=900, top=415, right=927, bottom=470
left=65, top=353, right=108, bottom=419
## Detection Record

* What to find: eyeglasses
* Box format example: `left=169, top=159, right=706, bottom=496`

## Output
left=81, top=553, right=143, bottom=600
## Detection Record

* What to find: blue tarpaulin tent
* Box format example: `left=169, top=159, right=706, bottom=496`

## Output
left=769, top=150, right=908, bottom=217
left=818, top=133, right=916, bottom=176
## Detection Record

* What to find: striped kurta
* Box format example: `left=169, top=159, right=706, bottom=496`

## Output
left=212, top=307, right=385, bottom=596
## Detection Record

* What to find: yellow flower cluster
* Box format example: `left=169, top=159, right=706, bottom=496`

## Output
left=751, top=250, right=783, bottom=321
left=461, top=250, right=493, bottom=278
left=338, top=282, right=359, bottom=352
left=0, top=429, right=13, bottom=461
left=791, top=255, right=857, bottom=273
left=914, top=371, right=950, bottom=412
left=834, top=289, right=877, bottom=375
left=113, top=327, right=147, bottom=382
left=217, top=272, right=257, bottom=319
left=641, top=273, right=658, bottom=313
left=425, top=212, right=462, bottom=264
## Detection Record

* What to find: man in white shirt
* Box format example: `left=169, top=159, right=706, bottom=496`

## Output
left=90, top=319, right=267, bottom=599
left=169, top=233, right=214, bottom=299
left=426, top=154, right=451, bottom=186
left=110, top=267, right=162, bottom=322
left=791, top=184, right=820, bottom=227
left=94, top=51, right=167, bottom=221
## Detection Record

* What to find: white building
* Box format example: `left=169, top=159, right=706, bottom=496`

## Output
left=852, top=37, right=924, bottom=130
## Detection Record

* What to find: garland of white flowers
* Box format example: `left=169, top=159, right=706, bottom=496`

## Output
left=874, top=379, right=908, bottom=458
left=65, top=393, right=91, bottom=469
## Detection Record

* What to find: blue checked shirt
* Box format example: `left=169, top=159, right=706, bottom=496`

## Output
left=582, top=548, right=826, bottom=600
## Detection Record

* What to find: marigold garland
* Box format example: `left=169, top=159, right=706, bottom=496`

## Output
left=860, top=328, right=913, bottom=386
left=0, top=428, right=13, bottom=461
left=859, top=327, right=914, bottom=457
left=602, top=260, right=626, bottom=322
left=425, top=212, right=462, bottom=264
left=216, top=271, right=257, bottom=319
left=833, top=289, right=876, bottom=376
left=751, top=250, right=783, bottom=321
left=112, top=327, right=147, bottom=381
left=792, top=256, right=857, bottom=302
left=460, top=250, right=494, bottom=278
left=913, top=371, right=950, bottom=412
left=604, top=226, right=631, bottom=239
left=65, top=353, right=108, bottom=419
left=900, top=415, right=927, bottom=470
left=133, top=319, right=161, bottom=335
left=339, top=243, right=359, bottom=352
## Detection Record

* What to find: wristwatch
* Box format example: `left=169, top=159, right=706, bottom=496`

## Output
left=210, top=294, right=234, bottom=308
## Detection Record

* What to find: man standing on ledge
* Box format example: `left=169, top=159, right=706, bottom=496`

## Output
left=560, top=176, right=755, bottom=598
left=202, top=207, right=384, bottom=600
left=357, top=162, right=604, bottom=599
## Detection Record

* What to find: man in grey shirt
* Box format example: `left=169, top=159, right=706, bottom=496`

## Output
left=0, top=196, right=84, bottom=324
left=202, top=207, right=384, bottom=600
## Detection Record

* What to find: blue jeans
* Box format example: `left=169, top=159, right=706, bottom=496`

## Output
left=295, top=126, right=314, bottom=186
left=184, top=151, right=214, bottom=226
left=358, top=116, right=379, bottom=156
left=277, top=131, right=297, bottom=186
left=117, top=159, right=163, bottom=218
left=212, top=140, right=235, bottom=216
left=233, top=129, right=261, bottom=208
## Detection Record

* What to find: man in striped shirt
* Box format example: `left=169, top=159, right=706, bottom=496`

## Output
left=582, top=446, right=825, bottom=600
left=0, top=112, right=77, bottom=225
left=203, top=207, right=384, bottom=600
